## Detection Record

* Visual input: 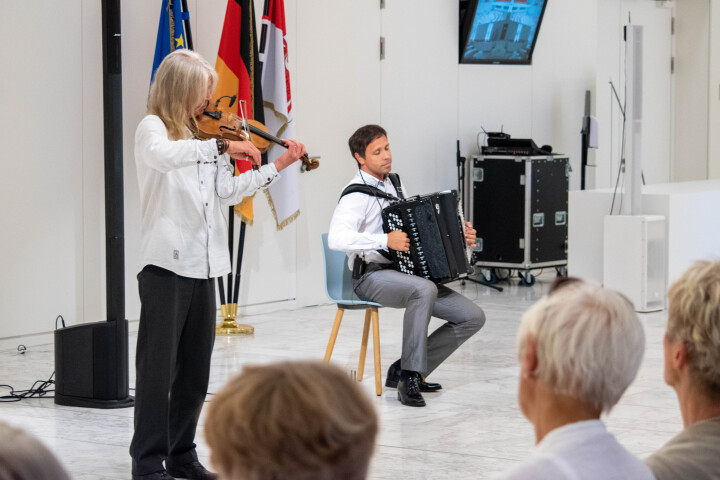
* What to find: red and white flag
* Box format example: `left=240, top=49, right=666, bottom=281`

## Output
left=260, top=0, right=298, bottom=230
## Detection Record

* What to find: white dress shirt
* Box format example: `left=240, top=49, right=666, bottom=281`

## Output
left=328, top=169, right=406, bottom=269
left=495, top=420, right=655, bottom=480
left=135, top=115, right=279, bottom=279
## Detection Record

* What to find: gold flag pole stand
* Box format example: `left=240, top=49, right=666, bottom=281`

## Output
left=216, top=303, right=254, bottom=335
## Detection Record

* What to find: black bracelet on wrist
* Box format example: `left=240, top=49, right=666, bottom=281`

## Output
left=216, top=138, right=229, bottom=155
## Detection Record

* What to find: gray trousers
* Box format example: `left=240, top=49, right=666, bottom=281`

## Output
left=354, top=268, right=485, bottom=376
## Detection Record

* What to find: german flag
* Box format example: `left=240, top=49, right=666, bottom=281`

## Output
left=213, top=0, right=265, bottom=224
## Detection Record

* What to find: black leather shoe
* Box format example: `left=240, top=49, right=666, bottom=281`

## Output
left=397, top=371, right=426, bottom=407
left=132, top=471, right=173, bottom=480
left=385, top=359, right=442, bottom=392
left=166, top=462, right=218, bottom=480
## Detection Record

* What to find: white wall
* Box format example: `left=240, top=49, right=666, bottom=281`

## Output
left=674, top=0, right=710, bottom=181
left=709, top=0, right=720, bottom=177
left=1, top=0, right=712, bottom=339
left=0, top=2, right=87, bottom=337
left=380, top=0, right=459, bottom=196
left=293, top=1, right=382, bottom=307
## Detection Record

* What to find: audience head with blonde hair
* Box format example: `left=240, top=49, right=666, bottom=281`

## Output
left=0, top=421, right=71, bottom=480
left=645, top=261, right=720, bottom=480
left=664, top=260, right=720, bottom=406
left=205, top=360, right=378, bottom=480
left=495, top=278, right=655, bottom=480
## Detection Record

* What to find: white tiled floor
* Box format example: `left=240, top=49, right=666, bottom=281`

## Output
left=0, top=273, right=679, bottom=479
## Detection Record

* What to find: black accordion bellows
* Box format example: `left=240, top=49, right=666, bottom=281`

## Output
left=382, top=190, right=473, bottom=284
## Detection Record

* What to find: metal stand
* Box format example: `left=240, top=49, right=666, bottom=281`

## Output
left=464, top=274, right=504, bottom=292
left=456, top=140, right=466, bottom=210
left=216, top=220, right=254, bottom=335
left=581, top=101, right=590, bottom=190
left=216, top=303, right=254, bottom=335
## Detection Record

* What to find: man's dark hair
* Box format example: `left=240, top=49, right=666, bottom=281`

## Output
left=348, top=125, right=387, bottom=168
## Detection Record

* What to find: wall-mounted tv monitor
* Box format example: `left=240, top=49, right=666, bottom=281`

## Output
left=460, top=0, right=548, bottom=65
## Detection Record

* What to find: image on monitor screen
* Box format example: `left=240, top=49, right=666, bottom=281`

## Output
left=460, top=0, right=548, bottom=65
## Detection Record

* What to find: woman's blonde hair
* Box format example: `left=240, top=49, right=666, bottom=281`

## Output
left=517, top=280, right=645, bottom=413
left=0, top=422, right=71, bottom=480
left=205, top=360, right=378, bottom=480
left=147, top=49, right=217, bottom=140
left=667, top=260, right=720, bottom=398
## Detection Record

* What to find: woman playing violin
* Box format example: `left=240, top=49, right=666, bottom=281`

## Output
left=130, top=49, right=305, bottom=480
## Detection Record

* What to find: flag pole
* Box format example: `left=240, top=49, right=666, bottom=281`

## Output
left=176, top=0, right=238, bottom=328
left=216, top=204, right=248, bottom=334
left=180, top=0, right=193, bottom=51
left=232, top=221, right=246, bottom=304
left=215, top=0, right=264, bottom=335
left=227, top=207, right=234, bottom=303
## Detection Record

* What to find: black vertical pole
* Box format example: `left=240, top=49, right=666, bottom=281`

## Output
left=456, top=140, right=466, bottom=211
left=102, top=0, right=130, bottom=401
left=103, top=0, right=124, bottom=325
left=581, top=119, right=588, bottom=190
left=180, top=0, right=193, bottom=50
left=228, top=0, right=268, bottom=308
left=227, top=203, right=235, bottom=302
left=232, top=222, right=247, bottom=304
left=580, top=90, right=591, bottom=190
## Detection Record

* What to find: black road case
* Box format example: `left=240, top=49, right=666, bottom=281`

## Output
left=469, top=155, right=568, bottom=282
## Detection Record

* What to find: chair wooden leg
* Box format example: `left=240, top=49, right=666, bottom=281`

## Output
left=324, top=308, right=345, bottom=361
left=370, top=307, right=382, bottom=396
left=357, top=309, right=371, bottom=381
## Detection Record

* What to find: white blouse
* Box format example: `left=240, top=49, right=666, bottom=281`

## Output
left=495, top=420, right=655, bottom=480
left=134, top=115, right=279, bottom=279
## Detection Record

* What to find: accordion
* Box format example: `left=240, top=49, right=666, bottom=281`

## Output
left=381, top=190, right=473, bottom=284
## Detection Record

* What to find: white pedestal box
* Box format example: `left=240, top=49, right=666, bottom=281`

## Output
left=603, top=215, right=666, bottom=312
left=569, top=180, right=720, bottom=288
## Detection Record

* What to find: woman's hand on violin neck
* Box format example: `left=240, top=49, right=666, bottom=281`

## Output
left=227, top=140, right=262, bottom=166
left=274, top=140, right=307, bottom=172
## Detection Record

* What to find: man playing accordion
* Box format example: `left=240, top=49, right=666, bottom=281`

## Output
left=328, top=124, right=486, bottom=407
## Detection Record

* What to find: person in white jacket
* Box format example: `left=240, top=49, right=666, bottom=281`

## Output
left=130, top=49, right=305, bottom=480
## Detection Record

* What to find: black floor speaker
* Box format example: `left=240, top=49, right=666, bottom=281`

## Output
left=54, top=319, right=134, bottom=408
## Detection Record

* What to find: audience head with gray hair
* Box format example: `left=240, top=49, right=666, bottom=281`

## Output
left=646, top=260, right=720, bottom=480
left=495, top=277, right=654, bottom=480
left=0, top=421, right=71, bottom=480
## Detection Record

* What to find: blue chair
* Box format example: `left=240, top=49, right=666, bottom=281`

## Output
left=321, top=233, right=383, bottom=396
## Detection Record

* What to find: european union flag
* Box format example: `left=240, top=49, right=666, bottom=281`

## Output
left=151, top=0, right=189, bottom=82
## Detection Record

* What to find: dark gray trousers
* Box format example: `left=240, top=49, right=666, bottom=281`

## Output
left=130, top=265, right=216, bottom=476
left=354, top=268, right=485, bottom=376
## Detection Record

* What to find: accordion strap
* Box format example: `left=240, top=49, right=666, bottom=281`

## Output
left=339, top=179, right=402, bottom=263
left=387, top=173, right=405, bottom=199
left=339, top=173, right=404, bottom=202
left=339, top=184, right=400, bottom=202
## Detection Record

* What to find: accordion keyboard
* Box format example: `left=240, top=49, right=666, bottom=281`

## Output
left=385, top=208, right=430, bottom=279
left=382, top=190, right=472, bottom=284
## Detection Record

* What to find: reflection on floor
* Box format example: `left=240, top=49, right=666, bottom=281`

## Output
left=0, top=273, right=677, bottom=480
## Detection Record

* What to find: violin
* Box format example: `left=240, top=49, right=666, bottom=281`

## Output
left=192, top=109, right=319, bottom=172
